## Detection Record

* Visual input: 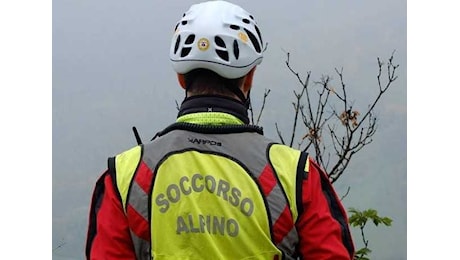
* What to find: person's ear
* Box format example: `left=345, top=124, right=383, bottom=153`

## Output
left=177, top=73, right=186, bottom=89
left=242, top=67, right=256, bottom=93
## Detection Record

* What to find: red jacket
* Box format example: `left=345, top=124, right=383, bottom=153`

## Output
left=86, top=155, right=354, bottom=259
left=86, top=109, right=354, bottom=259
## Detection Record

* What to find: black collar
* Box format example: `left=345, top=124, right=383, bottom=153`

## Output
left=178, top=95, right=250, bottom=124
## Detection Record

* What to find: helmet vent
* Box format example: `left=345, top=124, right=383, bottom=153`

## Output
left=185, top=34, right=195, bottom=44
left=181, top=20, right=188, bottom=25
left=174, top=23, right=179, bottom=31
left=174, top=35, right=181, bottom=54
left=242, top=18, right=250, bottom=24
left=233, top=40, right=239, bottom=59
left=230, top=25, right=240, bottom=30
left=216, top=50, right=229, bottom=61
left=214, top=36, right=226, bottom=48
left=249, top=15, right=254, bottom=20
left=181, top=47, right=192, bottom=57
left=244, top=28, right=261, bottom=53
left=255, top=25, right=263, bottom=47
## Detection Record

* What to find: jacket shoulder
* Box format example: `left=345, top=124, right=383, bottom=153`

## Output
left=108, top=145, right=143, bottom=212
left=267, top=144, right=308, bottom=221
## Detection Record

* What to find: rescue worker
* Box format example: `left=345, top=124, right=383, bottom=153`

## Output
left=85, top=1, right=355, bottom=259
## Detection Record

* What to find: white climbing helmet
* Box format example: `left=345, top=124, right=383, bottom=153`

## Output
left=169, top=0, right=264, bottom=79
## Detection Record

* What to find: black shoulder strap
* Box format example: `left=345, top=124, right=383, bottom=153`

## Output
left=295, top=152, right=309, bottom=216
left=107, top=157, right=124, bottom=204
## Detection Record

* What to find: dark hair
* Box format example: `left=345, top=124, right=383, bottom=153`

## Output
left=184, top=69, right=245, bottom=96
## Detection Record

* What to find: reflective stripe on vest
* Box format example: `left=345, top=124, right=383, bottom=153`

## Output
left=127, top=161, right=154, bottom=259
left=114, top=146, right=152, bottom=260
left=266, top=144, right=304, bottom=256
left=114, top=130, right=305, bottom=259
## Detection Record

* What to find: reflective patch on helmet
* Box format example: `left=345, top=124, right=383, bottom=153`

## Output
left=238, top=32, right=248, bottom=44
left=197, top=38, right=210, bottom=51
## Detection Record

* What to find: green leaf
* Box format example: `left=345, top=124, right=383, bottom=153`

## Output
left=372, top=218, right=380, bottom=226
left=348, top=207, right=360, bottom=214
left=356, top=247, right=372, bottom=256
left=363, top=209, right=378, bottom=218
left=382, top=217, right=393, bottom=226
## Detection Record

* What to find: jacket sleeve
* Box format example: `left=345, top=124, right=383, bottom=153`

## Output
left=295, top=158, right=355, bottom=259
left=85, top=170, right=136, bottom=260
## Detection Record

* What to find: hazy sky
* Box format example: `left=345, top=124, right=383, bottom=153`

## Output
left=52, top=0, right=406, bottom=259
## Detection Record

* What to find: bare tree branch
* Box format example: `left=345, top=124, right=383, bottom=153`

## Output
left=256, top=89, right=271, bottom=125
left=279, top=51, right=399, bottom=183
left=53, top=240, right=66, bottom=252
left=275, top=123, right=286, bottom=145
left=340, top=186, right=351, bottom=201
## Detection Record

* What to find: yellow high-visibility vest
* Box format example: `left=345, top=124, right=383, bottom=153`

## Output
left=111, top=127, right=309, bottom=260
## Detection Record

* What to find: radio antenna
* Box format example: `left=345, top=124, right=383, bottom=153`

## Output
left=132, top=126, right=143, bottom=145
